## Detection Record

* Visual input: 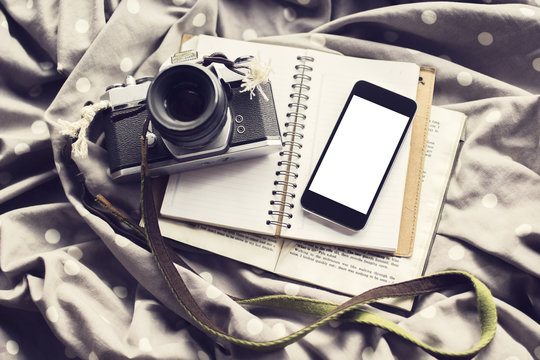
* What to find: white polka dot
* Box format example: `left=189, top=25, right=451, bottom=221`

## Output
left=383, top=31, right=399, bottom=43
left=205, top=285, right=221, bottom=299
left=31, top=120, right=48, bottom=135
left=242, top=29, right=258, bottom=41
left=26, top=0, right=33, bottom=9
left=298, top=0, right=310, bottom=5
left=420, top=305, right=437, bottom=319
left=39, top=61, right=54, bottom=70
left=457, top=71, right=473, bottom=86
left=67, top=246, right=83, bottom=260
left=448, top=244, right=465, bottom=261
left=485, top=110, right=502, bottom=123
left=120, top=57, right=133, bottom=73
left=477, top=32, right=493, bottom=46
left=520, top=7, right=536, bottom=17
left=29, top=85, right=42, bottom=97
left=89, top=351, right=99, bottom=360
left=362, top=346, right=375, bottom=360
left=515, top=223, right=532, bottom=237
left=14, top=143, right=31, bottom=155
left=6, top=340, right=20, bottom=355
left=192, top=13, right=206, bottom=27
left=138, top=337, right=152, bottom=352
left=199, top=271, right=213, bottom=283
left=284, top=7, right=296, bottom=22
left=272, top=323, right=288, bottom=337
left=482, top=193, right=498, bottom=208
left=75, top=19, right=90, bottom=34
left=533, top=58, right=540, bottom=72
left=247, top=318, right=264, bottom=335
left=76, top=77, right=91, bottom=93
left=115, top=235, right=130, bottom=247
left=127, top=0, right=140, bottom=14
left=46, top=306, right=59, bottom=323
left=309, top=33, right=326, bottom=47
left=534, top=346, right=540, bottom=359
left=113, top=286, right=128, bottom=299
left=284, top=283, right=300, bottom=296
left=64, top=260, right=80, bottom=276
left=421, top=10, right=437, bottom=25
left=197, top=350, right=210, bottom=360
left=45, top=228, right=61, bottom=244
left=1, top=20, right=7, bottom=29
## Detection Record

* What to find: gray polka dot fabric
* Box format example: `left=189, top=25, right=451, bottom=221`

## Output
left=1, top=1, right=539, bottom=359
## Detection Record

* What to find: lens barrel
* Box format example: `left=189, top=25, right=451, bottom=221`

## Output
left=147, top=64, right=228, bottom=149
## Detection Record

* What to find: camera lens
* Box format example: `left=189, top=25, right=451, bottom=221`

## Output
left=164, top=85, right=205, bottom=122
left=147, top=64, right=228, bottom=149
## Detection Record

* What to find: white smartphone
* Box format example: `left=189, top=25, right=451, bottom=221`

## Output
left=301, top=80, right=417, bottom=231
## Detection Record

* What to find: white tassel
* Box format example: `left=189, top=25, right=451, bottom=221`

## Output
left=58, top=100, right=110, bottom=159
left=240, top=55, right=271, bottom=101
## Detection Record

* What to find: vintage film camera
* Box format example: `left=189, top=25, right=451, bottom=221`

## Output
left=101, top=51, right=282, bottom=181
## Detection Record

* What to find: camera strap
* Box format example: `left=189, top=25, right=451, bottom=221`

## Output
left=136, top=117, right=498, bottom=358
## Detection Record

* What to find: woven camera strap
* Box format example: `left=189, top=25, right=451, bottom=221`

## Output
left=131, top=117, right=497, bottom=359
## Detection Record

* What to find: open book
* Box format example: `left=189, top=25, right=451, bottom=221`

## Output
left=158, top=106, right=466, bottom=310
left=160, top=35, right=422, bottom=253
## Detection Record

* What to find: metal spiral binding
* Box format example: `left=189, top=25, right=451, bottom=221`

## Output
left=270, top=200, right=295, bottom=208
left=272, top=189, right=296, bottom=198
left=280, top=149, right=301, bottom=160
left=267, top=54, right=314, bottom=230
left=268, top=210, right=293, bottom=219
left=277, top=160, right=300, bottom=169
left=275, top=169, right=298, bottom=178
left=290, top=92, right=309, bottom=101
left=274, top=180, right=297, bottom=188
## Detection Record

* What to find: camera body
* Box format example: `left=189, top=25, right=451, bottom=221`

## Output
left=102, top=53, right=282, bottom=181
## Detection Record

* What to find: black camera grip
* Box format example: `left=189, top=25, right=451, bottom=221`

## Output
left=104, top=106, right=170, bottom=175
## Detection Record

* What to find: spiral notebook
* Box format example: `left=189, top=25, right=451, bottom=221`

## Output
left=160, top=35, right=422, bottom=252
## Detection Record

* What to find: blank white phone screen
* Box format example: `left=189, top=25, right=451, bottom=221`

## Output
left=309, top=95, right=409, bottom=214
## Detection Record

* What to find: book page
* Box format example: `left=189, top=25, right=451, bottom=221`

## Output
left=274, top=106, right=466, bottom=309
left=157, top=218, right=283, bottom=272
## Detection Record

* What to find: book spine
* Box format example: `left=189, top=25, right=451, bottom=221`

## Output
left=267, top=55, right=314, bottom=234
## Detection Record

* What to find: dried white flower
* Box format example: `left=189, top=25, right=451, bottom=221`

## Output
left=240, top=55, right=271, bottom=101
